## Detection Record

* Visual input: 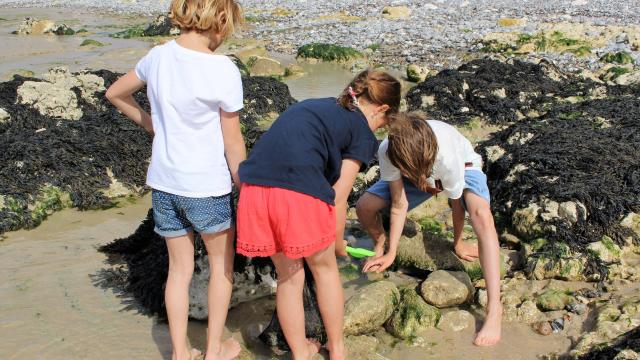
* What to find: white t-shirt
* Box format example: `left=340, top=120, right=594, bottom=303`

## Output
left=379, top=120, right=483, bottom=200
left=135, top=40, right=244, bottom=197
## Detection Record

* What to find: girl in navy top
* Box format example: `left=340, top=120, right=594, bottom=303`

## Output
left=237, top=70, right=401, bottom=360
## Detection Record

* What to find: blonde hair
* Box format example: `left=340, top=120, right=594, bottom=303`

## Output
left=169, top=0, right=243, bottom=38
left=387, top=112, right=439, bottom=192
left=337, top=70, right=401, bottom=116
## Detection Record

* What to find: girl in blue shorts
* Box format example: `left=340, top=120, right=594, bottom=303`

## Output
left=356, top=111, right=502, bottom=347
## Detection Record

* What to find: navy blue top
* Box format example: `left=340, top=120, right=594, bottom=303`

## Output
left=239, top=97, right=378, bottom=205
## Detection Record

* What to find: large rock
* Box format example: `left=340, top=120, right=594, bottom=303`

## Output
left=420, top=270, right=474, bottom=308
left=587, top=236, right=623, bottom=263
left=247, top=56, right=286, bottom=77
left=437, top=310, right=474, bottom=332
left=143, top=14, right=180, bottom=37
left=382, top=6, right=411, bottom=20
left=536, top=288, right=573, bottom=311
left=0, top=108, right=9, bottom=123
left=14, top=18, right=75, bottom=35
left=386, top=288, right=440, bottom=339
left=344, top=281, right=400, bottom=335
left=395, top=230, right=464, bottom=273
left=407, top=64, right=429, bottom=83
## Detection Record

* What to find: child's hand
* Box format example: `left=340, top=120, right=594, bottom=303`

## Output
left=454, top=241, right=479, bottom=262
left=363, top=252, right=395, bottom=273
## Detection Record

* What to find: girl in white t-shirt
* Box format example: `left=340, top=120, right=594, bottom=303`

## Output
left=357, top=111, right=502, bottom=347
left=106, top=1, right=245, bottom=359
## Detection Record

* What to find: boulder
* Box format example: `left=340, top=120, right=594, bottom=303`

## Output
left=614, top=350, right=640, bottom=360
left=14, top=18, right=55, bottom=35
left=17, top=81, right=83, bottom=120
left=344, top=281, right=400, bottom=335
left=247, top=56, right=286, bottom=77
left=587, top=236, right=623, bottom=263
left=382, top=6, right=411, bottom=20
left=386, top=288, right=440, bottom=339
left=536, top=289, right=573, bottom=311
left=420, top=270, right=474, bottom=308
left=143, top=14, right=180, bottom=37
left=395, top=230, right=464, bottom=273
left=407, top=64, right=429, bottom=83
left=235, top=46, right=269, bottom=65
left=437, top=310, right=474, bottom=332
left=0, top=108, right=9, bottom=123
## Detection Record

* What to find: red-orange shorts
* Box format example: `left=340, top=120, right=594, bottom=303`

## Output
left=236, top=184, right=336, bottom=259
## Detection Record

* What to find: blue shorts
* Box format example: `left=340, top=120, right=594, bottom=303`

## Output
left=365, top=169, right=491, bottom=212
left=151, top=189, right=233, bottom=238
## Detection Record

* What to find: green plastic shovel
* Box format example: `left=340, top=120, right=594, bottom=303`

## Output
left=345, top=246, right=376, bottom=259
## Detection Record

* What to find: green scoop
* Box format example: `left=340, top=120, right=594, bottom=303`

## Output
left=345, top=246, right=376, bottom=259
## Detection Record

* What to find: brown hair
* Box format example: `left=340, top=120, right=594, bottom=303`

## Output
left=387, top=112, right=439, bottom=191
left=169, top=0, right=243, bottom=38
left=338, top=70, right=401, bottom=116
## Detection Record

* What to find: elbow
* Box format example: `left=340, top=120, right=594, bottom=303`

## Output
left=105, top=87, right=116, bottom=103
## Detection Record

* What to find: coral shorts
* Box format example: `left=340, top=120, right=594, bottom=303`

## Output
left=236, top=184, right=336, bottom=259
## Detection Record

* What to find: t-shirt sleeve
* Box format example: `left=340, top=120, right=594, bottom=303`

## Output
left=341, top=117, right=377, bottom=169
left=378, top=138, right=402, bottom=181
left=441, top=154, right=465, bottom=200
left=134, top=52, right=151, bottom=83
left=219, top=61, right=244, bottom=112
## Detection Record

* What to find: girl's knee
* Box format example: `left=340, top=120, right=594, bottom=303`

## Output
left=356, top=194, right=385, bottom=217
left=168, top=260, right=195, bottom=279
left=275, top=260, right=305, bottom=286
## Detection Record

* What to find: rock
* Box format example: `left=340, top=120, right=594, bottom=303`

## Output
left=344, top=335, right=381, bottom=360
left=344, top=281, right=400, bottom=335
left=407, top=64, right=428, bottom=83
left=437, top=310, right=474, bottom=332
left=512, top=203, right=544, bottom=239
left=614, top=71, right=640, bottom=86
left=14, top=18, right=55, bottom=35
left=614, top=350, right=640, bottom=360
left=527, top=255, right=586, bottom=281
left=382, top=6, right=411, bottom=20
left=497, top=18, right=526, bottom=27
left=247, top=56, right=286, bottom=77
left=143, top=14, right=180, bottom=37
left=501, top=233, right=521, bottom=249
left=537, top=289, right=573, bottom=311
left=297, top=43, right=362, bottom=63
left=188, top=257, right=277, bottom=319
left=395, top=230, right=465, bottom=273
left=597, top=305, right=622, bottom=323
left=567, top=302, right=587, bottom=315
left=587, top=236, right=623, bottom=263
left=234, top=46, right=269, bottom=65
left=386, top=288, right=440, bottom=339
left=17, top=81, right=83, bottom=120
left=51, top=24, right=75, bottom=35
left=476, top=289, right=488, bottom=308
left=518, top=300, right=543, bottom=323
left=420, top=270, right=474, bottom=308
left=0, top=108, right=10, bottom=123
left=621, top=213, right=640, bottom=237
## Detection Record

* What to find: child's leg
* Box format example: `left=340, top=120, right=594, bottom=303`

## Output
left=356, top=192, right=389, bottom=256
left=271, top=253, right=320, bottom=360
left=463, top=190, right=502, bottom=346
left=305, top=242, right=345, bottom=360
left=165, top=233, right=201, bottom=360
left=201, top=229, right=241, bottom=360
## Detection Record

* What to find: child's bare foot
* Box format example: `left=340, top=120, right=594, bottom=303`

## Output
left=474, top=304, right=502, bottom=346
left=327, top=339, right=346, bottom=360
left=454, top=241, right=480, bottom=261
left=204, top=338, right=241, bottom=360
left=293, top=339, right=321, bottom=360
left=172, top=348, right=203, bottom=360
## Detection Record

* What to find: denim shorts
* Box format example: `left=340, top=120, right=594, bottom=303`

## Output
left=151, top=189, right=233, bottom=238
left=365, top=169, right=491, bottom=212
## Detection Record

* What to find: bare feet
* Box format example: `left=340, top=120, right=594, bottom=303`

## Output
left=293, top=339, right=321, bottom=360
left=474, top=304, right=502, bottom=346
left=327, top=340, right=346, bottom=360
left=204, top=338, right=242, bottom=360
left=172, top=348, right=203, bottom=360
left=454, top=241, right=480, bottom=261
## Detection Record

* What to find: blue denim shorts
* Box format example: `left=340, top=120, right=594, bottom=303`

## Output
left=151, top=190, right=232, bottom=238
left=366, top=169, right=491, bottom=212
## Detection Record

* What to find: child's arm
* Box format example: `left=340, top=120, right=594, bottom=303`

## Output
left=220, top=109, right=246, bottom=190
left=363, top=178, right=408, bottom=272
left=333, top=158, right=363, bottom=257
left=105, top=70, right=153, bottom=134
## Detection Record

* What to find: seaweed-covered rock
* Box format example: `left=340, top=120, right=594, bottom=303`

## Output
left=420, top=270, right=474, bottom=308
left=406, top=58, right=595, bottom=125
left=0, top=63, right=293, bottom=235
left=143, top=14, right=180, bottom=37
left=297, top=43, right=363, bottom=63
left=386, top=288, right=440, bottom=339
left=13, top=18, right=75, bottom=35
left=343, top=280, right=400, bottom=335
left=536, top=288, right=573, bottom=311
left=247, top=56, right=286, bottom=77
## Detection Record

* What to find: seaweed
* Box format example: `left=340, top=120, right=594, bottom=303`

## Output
left=578, top=326, right=640, bottom=360
left=297, top=43, right=363, bottom=62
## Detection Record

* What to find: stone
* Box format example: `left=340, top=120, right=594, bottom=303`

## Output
left=528, top=255, right=586, bottom=281
left=614, top=350, right=640, bottom=360
left=188, top=257, right=277, bottom=319
left=500, top=233, right=521, bottom=249
left=50, top=24, right=75, bottom=35
left=235, top=46, right=269, bottom=65
left=497, top=18, right=527, bottom=27
left=14, top=18, right=55, bottom=35
left=621, top=213, right=640, bottom=237
left=395, top=230, right=466, bottom=273
left=536, top=289, right=573, bottom=311
left=437, top=310, right=474, bottom=332
left=558, top=201, right=586, bottom=224
left=0, top=108, right=10, bottom=123
left=518, top=300, right=543, bottom=323
left=344, top=281, right=400, bottom=335
left=512, top=203, right=544, bottom=239
left=247, top=56, right=286, bottom=77
left=615, top=71, right=640, bottom=86
left=17, top=81, right=83, bottom=120
left=476, top=289, right=488, bottom=308
left=344, top=335, right=381, bottom=360
left=420, top=270, right=474, bottom=308
left=386, top=288, right=440, bottom=339
left=485, top=145, right=506, bottom=163
left=382, top=6, right=411, bottom=20
left=587, top=236, right=622, bottom=263
left=143, top=14, right=180, bottom=37
left=101, top=168, right=137, bottom=198
left=407, top=64, right=428, bottom=83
